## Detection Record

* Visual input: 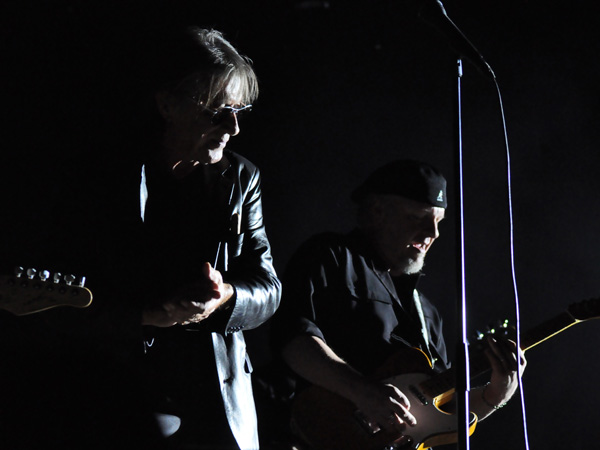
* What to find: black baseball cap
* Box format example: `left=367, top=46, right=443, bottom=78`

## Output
left=351, top=160, right=447, bottom=208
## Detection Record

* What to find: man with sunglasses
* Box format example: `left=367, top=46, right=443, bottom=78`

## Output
left=137, top=27, right=281, bottom=450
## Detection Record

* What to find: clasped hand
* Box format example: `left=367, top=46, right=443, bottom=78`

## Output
left=142, top=262, right=233, bottom=327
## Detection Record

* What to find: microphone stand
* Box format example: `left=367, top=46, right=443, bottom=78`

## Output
left=418, top=2, right=497, bottom=449
left=453, top=57, right=471, bottom=450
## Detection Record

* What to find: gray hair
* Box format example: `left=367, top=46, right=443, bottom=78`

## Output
left=153, top=27, right=258, bottom=106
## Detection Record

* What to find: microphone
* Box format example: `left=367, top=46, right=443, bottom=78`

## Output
left=418, top=0, right=496, bottom=80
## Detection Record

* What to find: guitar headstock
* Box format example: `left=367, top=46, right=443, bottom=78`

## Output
left=471, top=319, right=516, bottom=349
left=0, top=266, right=93, bottom=316
left=474, top=319, right=513, bottom=338
left=567, top=297, right=600, bottom=321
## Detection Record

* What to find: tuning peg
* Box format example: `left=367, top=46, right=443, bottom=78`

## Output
left=78, top=276, right=86, bottom=287
left=53, top=272, right=63, bottom=283
left=26, top=268, right=37, bottom=279
left=498, top=319, right=509, bottom=329
left=483, top=323, right=495, bottom=335
left=14, top=266, right=24, bottom=278
left=474, top=329, right=485, bottom=341
left=64, top=274, right=76, bottom=286
left=39, top=270, right=50, bottom=281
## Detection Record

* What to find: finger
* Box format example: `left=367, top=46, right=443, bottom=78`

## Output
left=483, top=345, right=504, bottom=373
left=394, top=406, right=417, bottom=427
left=493, top=337, right=519, bottom=370
left=384, top=413, right=406, bottom=432
left=178, top=301, right=207, bottom=313
left=387, top=391, right=416, bottom=427
left=399, top=393, right=411, bottom=410
left=202, top=262, right=212, bottom=279
left=520, top=352, right=527, bottom=367
left=387, top=385, right=411, bottom=410
left=203, top=262, right=222, bottom=288
left=383, top=409, right=416, bottom=433
left=487, top=337, right=513, bottom=370
left=202, top=262, right=219, bottom=283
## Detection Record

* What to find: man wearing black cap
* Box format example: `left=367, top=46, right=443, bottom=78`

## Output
left=270, top=160, right=525, bottom=449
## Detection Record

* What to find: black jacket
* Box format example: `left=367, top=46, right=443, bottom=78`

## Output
left=140, top=151, right=281, bottom=449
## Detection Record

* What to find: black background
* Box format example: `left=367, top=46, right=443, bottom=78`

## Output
left=2, top=1, right=600, bottom=449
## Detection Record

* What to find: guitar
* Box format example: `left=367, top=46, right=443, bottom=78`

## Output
left=0, top=267, right=93, bottom=316
left=290, top=298, right=600, bottom=450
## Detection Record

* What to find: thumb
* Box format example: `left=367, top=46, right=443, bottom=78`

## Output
left=202, top=262, right=221, bottom=286
left=202, top=262, right=213, bottom=279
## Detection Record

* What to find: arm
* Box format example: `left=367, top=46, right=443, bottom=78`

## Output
left=143, top=159, right=280, bottom=330
left=282, top=334, right=417, bottom=431
left=221, top=161, right=281, bottom=332
left=141, top=262, right=234, bottom=327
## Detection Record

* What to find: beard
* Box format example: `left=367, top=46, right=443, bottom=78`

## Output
left=398, top=253, right=426, bottom=275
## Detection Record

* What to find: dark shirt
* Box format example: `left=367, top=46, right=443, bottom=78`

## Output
left=273, top=230, right=450, bottom=377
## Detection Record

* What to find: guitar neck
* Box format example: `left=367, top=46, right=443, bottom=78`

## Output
left=519, top=311, right=579, bottom=352
left=420, top=309, right=584, bottom=399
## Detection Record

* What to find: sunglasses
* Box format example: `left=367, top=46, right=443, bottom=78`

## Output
left=199, top=104, right=253, bottom=125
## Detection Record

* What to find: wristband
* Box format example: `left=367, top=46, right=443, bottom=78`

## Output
left=481, top=382, right=507, bottom=410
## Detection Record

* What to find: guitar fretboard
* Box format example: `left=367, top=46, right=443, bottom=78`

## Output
left=419, top=309, right=582, bottom=399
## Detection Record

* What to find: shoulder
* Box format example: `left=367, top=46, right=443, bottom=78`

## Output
left=287, top=232, right=354, bottom=270
left=225, top=151, right=260, bottom=176
left=297, top=231, right=350, bottom=254
left=224, top=151, right=262, bottom=195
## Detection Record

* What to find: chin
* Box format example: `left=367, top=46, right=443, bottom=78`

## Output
left=198, top=148, right=224, bottom=165
left=398, top=257, right=425, bottom=275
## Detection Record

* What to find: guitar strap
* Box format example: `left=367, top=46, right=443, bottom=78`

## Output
left=389, top=275, right=437, bottom=367
left=389, top=297, right=430, bottom=357
left=412, top=290, right=430, bottom=351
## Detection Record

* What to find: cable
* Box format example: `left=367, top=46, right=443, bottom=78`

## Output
left=492, top=77, right=531, bottom=450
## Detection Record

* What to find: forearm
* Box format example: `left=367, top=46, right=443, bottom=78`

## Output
left=282, top=334, right=370, bottom=405
left=469, top=382, right=517, bottom=421
left=226, top=264, right=281, bottom=331
left=141, top=279, right=235, bottom=327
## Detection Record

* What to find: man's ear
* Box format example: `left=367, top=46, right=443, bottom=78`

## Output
left=370, top=197, right=386, bottom=226
left=358, top=195, right=384, bottom=231
left=155, top=91, right=173, bottom=121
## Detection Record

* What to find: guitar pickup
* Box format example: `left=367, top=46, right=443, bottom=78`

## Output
left=409, top=384, right=429, bottom=405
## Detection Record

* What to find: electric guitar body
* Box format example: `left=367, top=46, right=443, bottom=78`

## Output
left=291, top=298, right=600, bottom=450
left=291, top=347, right=476, bottom=450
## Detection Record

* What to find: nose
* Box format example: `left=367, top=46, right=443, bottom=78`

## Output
left=421, top=217, right=440, bottom=240
left=220, top=111, right=240, bottom=136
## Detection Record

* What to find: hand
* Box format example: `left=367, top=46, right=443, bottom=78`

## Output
left=174, top=262, right=233, bottom=324
left=349, top=379, right=417, bottom=434
left=483, top=335, right=527, bottom=406
left=142, top=262, right=234, bottom=327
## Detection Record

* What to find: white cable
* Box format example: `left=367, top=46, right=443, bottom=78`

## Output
left=492, top=78, right=531, bottom=450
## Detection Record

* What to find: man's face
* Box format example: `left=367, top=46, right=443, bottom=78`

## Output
left=157, top=79, right=246, bottom=169
left=369, top=195, right=445, bottom=276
